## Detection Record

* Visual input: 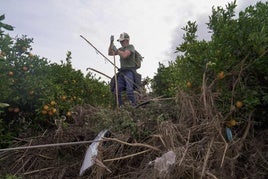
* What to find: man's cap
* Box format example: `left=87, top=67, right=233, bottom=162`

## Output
left=117, top=32, right=130, bottom=42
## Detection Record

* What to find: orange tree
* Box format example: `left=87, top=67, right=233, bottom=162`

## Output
left=0, top=15, right=113, bottom=147
left=0, top=32, right=53, bottom=145
left=84, top=72, right=113, bottom=107
left=152, top=1, right=268, bottom=125
left=43, top=51, right=113, bottom=119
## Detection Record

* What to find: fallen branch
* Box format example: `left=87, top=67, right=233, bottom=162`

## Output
left=217, top=126, right=229, bottom=168
left=242, top=113, right=253, bottom=141
left=37, top=154, right=54, bottom=160
left=220, top=143, right=228, bottom=168
left=179, top=130, right=191, bottom=166
left=23, top=167, right=54, bottom=175
left=256, top=149, right=268, bottom=166
left=95, top=158, right=112, bottom=173
left=16, top=156, right=33, bottom=174
left=13, top=139, right=33, bottom=172
left=12, top=137, right=30, bottom=142
left=0, top=140, right=98, bottom=152
left=103, top=149, right=151, bottom=162
left=102, top=137, right=160, bottom=151
left=151, top=134, right=167, bottom=149
left=206, top=171, right=218, bottom=179
left=201, top=137, right=215, bottom=178
left=230, top=54, right=248, bottom=108
left=24, top=157, right=38, bottom=174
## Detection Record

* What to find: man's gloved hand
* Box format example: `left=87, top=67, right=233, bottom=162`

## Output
left=112, top=45, right=118, bottom=52
left=110, top=35, right=114, bottom=43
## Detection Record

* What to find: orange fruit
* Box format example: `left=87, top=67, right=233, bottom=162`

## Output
left=22, top=66, right=28, bottom=71
left=29, top=53, right=34, bottom=58
left=235, top=101, right=243, bottom=108
left=50, top=100, right=56, bottom=106
left=226, top=119, right=238, bottom=128
left=51, top=108, right=57, bottom=114
left=22, top=47, right=27, bottom=52
left=186, top=82, right=192, bottom=88
left=66, top=111, right=71, bottom=117
left=217, top=71, right=225, bottom=80
left=230, top=119, right=237, bottom=126
left=41, top=110, right=47, bottom=115
left=13, top=107, right=20, bottom=113
left=8, top=71, right=14, bottom=76
left=61, top=96, right=67, bottom=101
left=48, top=111, right=53, bottom=116
left=43, top=105, right=49, bottom=111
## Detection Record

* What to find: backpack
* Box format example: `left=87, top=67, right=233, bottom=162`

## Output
left=110, top=70, right=142, bottom=93
left=134, top=50, right=143, bottom=69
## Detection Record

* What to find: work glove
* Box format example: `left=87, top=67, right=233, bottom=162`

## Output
left=112, top=45, right=118, bottom=52
left=110, top=35, right=114, bottom=43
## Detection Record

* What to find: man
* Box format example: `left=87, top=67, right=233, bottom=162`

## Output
left=108, top=32, right=136, bottom=107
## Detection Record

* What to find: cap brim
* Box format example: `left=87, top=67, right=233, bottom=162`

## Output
left=117, top=38, right=129, bottom=42
left=117, top=38, right=124, bottom=42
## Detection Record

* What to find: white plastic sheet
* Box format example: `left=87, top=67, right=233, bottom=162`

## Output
left=150, top=150, right=176, bottom=174
left=79, top=129, right=108, bottom=176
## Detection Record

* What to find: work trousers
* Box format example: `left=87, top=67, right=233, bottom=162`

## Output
left=116, top=70, right=136, bottom=107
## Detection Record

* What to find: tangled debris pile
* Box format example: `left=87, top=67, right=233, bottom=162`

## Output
left=0, top=90, right=267, bottom=179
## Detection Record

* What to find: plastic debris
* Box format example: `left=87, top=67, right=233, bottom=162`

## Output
left=79, top=129, right=108, bottom=176
left=149, top=150, right=176, bottom=174
left=226, top=127, right=233, bottom=142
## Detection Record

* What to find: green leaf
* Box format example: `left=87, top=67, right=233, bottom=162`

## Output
left=0, top=14, right=5, bottom=21
left=1, top=23, right=14, bottom=31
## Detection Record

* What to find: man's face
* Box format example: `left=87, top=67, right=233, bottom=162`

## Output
left=120, top=40, right=128, bottom=47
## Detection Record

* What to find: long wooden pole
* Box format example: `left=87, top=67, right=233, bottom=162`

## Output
left=86, top=67, right=111, bottom=79
left=113, top=54, right=119, bottom=109
left=0, top=140, right=98, bottom=152
left=80, top=35, right=119, bottom=70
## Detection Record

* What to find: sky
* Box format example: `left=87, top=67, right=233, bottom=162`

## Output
left=1, top=0, right=265, bottom=82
